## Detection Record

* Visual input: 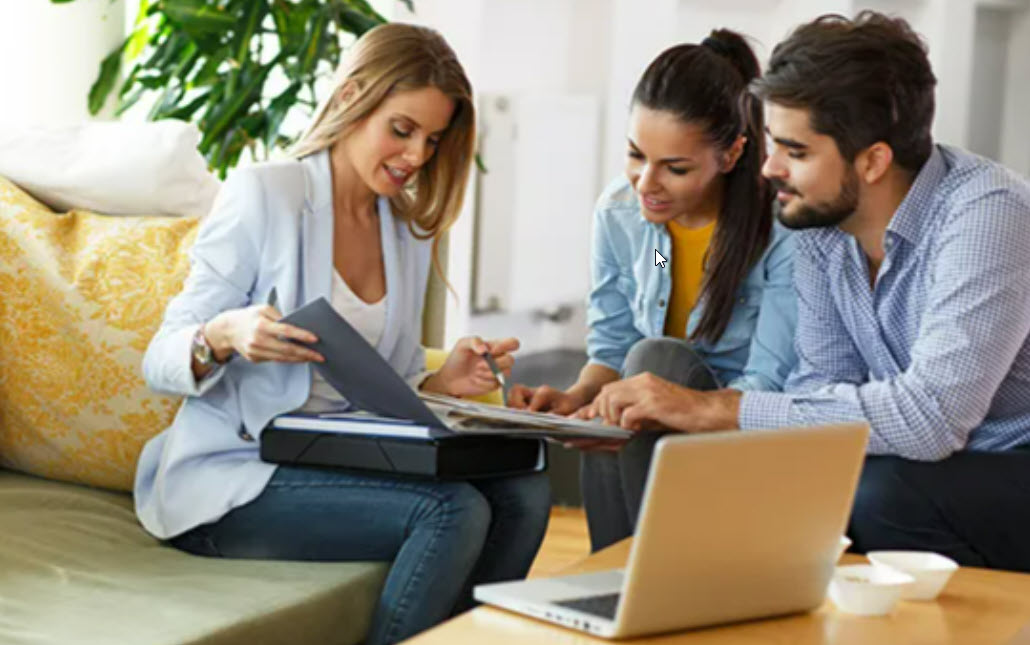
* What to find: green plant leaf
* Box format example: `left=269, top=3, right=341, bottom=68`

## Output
left=88, top=38, right=128, bottom=114
left=199, top=59, right=276, bottom=151
left=264, top=81, right=301, bottom=149
left=229, top=0, right=267, bottom=67
left=340, top=0, right=387, bottom=23
left=125, top=22, right=151, bottom=59
left=142, top=29, right=185, bottom=70
left=298, top=8, right=330, bottom=78
left=272, top=0, right=317, bottom=57
left=160, top=0, right=236, bottom=34
left=114, top=87, right=146, bottom=116
left=334, top=6, right=380, bottom=36
left=147, top=82, right=185, bottom=120
left=161, top=90, right=211, bottom=120
left=189, top=55, right=224, bottom=88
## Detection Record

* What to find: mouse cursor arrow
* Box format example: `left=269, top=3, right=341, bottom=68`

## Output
left=655, top=249, right=668, bottom=268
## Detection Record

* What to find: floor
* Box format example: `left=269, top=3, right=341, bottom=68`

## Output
left=527, top=506, right=591, bottom=578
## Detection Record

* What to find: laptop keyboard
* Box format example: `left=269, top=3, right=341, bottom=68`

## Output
left=553, top=593, right=621, bottom=619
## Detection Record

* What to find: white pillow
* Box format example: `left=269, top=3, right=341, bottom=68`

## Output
left=0, top=121, right=220, bottom=217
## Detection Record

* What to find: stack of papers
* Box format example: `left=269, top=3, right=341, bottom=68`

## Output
left=418, top=392, right=632, bottom=439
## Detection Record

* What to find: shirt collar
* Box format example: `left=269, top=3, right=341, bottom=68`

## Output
left=885, top=145, right=946, bottom=245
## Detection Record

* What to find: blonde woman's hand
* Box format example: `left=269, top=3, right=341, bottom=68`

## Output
left=421, top=336, right=518, bottom=398
left=205, top=304, right=325, bottom=364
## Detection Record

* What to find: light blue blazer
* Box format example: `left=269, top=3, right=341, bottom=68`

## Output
left=135, top=150, right=432, bottom=539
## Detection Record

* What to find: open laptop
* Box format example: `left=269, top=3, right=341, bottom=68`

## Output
left=474, top=423, right=870, bottom=639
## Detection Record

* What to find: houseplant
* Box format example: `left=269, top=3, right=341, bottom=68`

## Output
left=53, top=0, right=410, bottom=176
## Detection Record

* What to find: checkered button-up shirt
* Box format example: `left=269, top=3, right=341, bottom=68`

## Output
left=740, top=145, right=1030, bottom=460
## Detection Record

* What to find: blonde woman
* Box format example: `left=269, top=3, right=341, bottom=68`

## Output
left=135, top=24, right=549, bottom=645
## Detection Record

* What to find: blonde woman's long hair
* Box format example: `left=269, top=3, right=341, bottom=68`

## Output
left=291, top=23, right=475, bottom=266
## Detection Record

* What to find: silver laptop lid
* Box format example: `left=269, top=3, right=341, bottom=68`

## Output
left=616, top=423, right=869, bottom=636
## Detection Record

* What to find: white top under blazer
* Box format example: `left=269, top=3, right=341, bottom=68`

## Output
left=300, top=270, right=387, bottom=413
left=135, top=149, right=432, bottom=539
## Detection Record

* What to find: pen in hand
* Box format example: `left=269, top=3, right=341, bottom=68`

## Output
left=480, top=351, right=510, bottom=406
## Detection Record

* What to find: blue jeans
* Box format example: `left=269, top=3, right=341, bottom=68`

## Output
left=170, top=466, right=551, bottom=645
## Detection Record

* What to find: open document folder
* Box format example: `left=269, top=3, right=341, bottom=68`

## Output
left=276, top=297, right=631, bottom=441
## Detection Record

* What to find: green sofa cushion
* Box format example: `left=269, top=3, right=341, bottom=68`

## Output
left=0, top=470, right=388, bottom=645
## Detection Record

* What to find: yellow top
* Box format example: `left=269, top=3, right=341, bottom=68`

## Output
left=663, top=218, right=716, bottom=338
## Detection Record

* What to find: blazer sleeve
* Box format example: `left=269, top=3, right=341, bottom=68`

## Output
left=142, top=170, right=268, bottom=396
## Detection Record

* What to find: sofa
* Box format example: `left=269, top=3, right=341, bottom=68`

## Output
left=0, top=141, right=473, bottom=644
left=0, top=469, right=388, bottom=645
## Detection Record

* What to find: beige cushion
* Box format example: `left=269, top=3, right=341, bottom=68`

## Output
left=0, top=470, right=389, bottom=645
left=0, top=121, right=219, bottom=217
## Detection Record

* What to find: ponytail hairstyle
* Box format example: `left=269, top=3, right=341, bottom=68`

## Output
left=632, top=29, right=771, bottom=343
left=291, top=23, right=475, bottom=278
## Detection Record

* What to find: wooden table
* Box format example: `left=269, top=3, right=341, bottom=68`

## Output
left=404, top=540, right=1030, bottom=645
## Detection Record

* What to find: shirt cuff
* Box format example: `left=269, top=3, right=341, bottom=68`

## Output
left=738, top=390, right=794, bottom=430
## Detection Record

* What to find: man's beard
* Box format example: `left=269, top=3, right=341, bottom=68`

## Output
left=772, top=170, right=859, bottom=230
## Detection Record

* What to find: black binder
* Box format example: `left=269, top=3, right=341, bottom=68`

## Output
left=259, top=297, right=548, bottom=479
left=260, top=427, right=546, bottom=480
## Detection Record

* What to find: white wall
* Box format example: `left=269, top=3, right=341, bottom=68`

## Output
left=999, top=3, right=1030, bottom=173
left=969, top=5, right=1011, bottom=160
left=0, top=0, right=126, bottom=126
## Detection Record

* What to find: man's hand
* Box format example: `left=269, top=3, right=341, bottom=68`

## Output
left=581, top=373, right=743, bottom=433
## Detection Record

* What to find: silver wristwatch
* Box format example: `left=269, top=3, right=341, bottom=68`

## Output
left=191, top=325, right=219, bottom=368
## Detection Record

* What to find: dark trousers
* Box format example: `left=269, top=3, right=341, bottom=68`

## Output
left=850, top=448, right=1030, bottom=572
left=581, top=337, right=718, bottom=552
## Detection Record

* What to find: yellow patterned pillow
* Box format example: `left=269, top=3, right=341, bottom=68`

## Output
left=0, top=176, right=198, bottom=491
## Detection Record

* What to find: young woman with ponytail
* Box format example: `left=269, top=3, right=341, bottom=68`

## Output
left=508, top=30, right=798, bottom=551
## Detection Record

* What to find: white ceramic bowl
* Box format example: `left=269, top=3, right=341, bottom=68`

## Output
left=828, top=564, right=914, bottom=615
left=867, top=551, right=959, bottom=600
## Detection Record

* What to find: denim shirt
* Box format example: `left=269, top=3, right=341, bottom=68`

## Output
left=586, top=176, right=798, bottom=391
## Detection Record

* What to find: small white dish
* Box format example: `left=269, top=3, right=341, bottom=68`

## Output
left=867, top=550, right=959, bottom=600
left=828, top=564, right=914, bottom=615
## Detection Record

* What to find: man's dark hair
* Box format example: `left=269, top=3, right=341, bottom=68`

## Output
left=751, top=11, right=937, bottom=172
